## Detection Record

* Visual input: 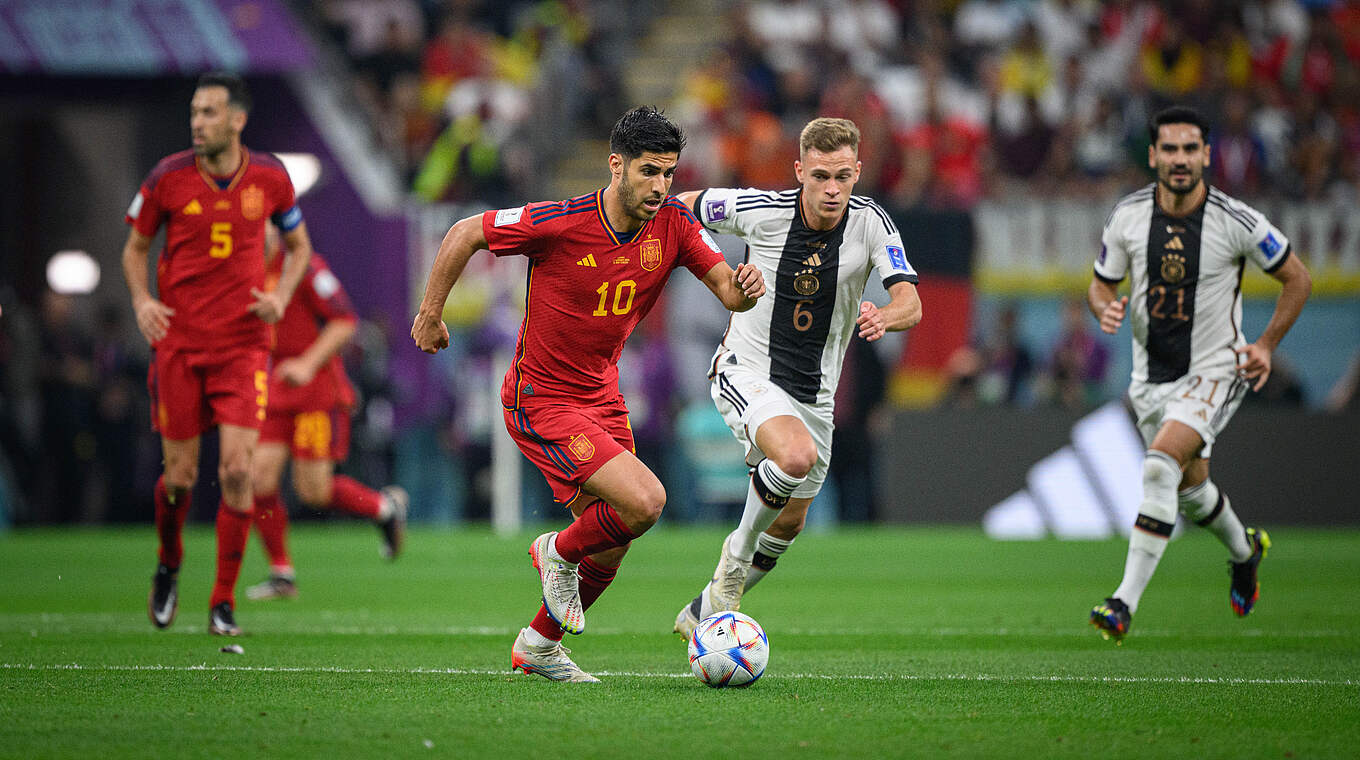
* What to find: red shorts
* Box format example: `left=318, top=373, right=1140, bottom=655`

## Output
left=503, top=400, right=634, bottom=505
left=260, top=406, right=351, bottom=461
left=149, top=346, right=269, bottom=440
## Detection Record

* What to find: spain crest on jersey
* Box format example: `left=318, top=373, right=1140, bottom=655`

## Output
left=242, top=184, right=264, bottom=220
left=568, top=434, right=596, bottom=462
left=640, top=237, right=663, bottom=271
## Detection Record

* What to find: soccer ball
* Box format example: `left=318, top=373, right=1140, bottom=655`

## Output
left=687, top=611, right=769, bottom=688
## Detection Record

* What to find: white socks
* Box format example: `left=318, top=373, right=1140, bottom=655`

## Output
left=744, top=532, right=793, bottom=593
left=728, top=459, right=802, bottom=562
left=1179, top=479, right=1251, bottom=562
left=1112, top=451, right=1181, bottom=613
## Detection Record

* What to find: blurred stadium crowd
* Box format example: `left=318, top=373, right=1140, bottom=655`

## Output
left=325, top=0, right=1360, bottom=208
left=2, top=0, right=1357, bottom=526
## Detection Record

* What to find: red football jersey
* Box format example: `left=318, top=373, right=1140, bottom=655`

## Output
left=484, top=189, right=726, bottom=408
left=265, top=251, right=358, bottom=413
left=125, top=148, right=300, bottom=352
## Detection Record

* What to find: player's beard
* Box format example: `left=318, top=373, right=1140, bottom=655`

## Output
left=618, top=179, right=660, bottom=222
left=193, top=132, right=231, bottom=159
left=1159, top=164, right=1202, bottom=196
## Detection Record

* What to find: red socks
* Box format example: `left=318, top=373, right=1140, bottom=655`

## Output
left=329, top=475, right=383, bottom=519
left=529, top=556, right=620, bottom=642
left=154, top=475, right=191, bottom=570
left=210, top=504, right=252, bottom=608
left=252, top=492, right=292, bottom=571
left=552, top=501, right=637, bottom=564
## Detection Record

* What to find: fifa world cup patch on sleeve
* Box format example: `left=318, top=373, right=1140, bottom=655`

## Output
left=700, top=229, right=722, bottom=254
left=886, top=245, right=913, bottom=273
left=495, top=206, right=525, bottom=227
left=705, top=198, right=728, bottom=222
left=1257, top=231, right=1283, bottom=261
left=127, top=192, right=144, bottom=220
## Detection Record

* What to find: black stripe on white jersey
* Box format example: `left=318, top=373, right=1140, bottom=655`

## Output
left=1208, top=188, right=1258, bottom=231
left=768, top=193, right=845, bottom=403
left=1144, top=201, right=1205, bottom=382
left=849, top=196, right=897, bottom=235
left=1104, top=184, right=1154, bottom=228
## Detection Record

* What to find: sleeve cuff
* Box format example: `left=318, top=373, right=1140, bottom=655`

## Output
left=1094, top=267, right=1124, bottom=285
left=883, top=273, right=918, bottom=289
left=1263, top=243, right=1292, bottom=274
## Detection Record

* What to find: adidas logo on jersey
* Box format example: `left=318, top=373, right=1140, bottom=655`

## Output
left=802, top=253, right=823, bottom=267
left=1164, top=235, right=1185, bottom=250
left=182, top=199, right=203, bottom=215
left=576, top=254, right=597, bottom=267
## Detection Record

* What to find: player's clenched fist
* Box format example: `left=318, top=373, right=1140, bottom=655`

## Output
left=733, top=262, right=765, bottom=301
left=1099, top=295, right=1128, bottom=335
left=411, top=311, right=450, bottom=354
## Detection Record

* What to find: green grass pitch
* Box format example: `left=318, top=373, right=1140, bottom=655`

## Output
left=2, top=524, right=1357, bottom=758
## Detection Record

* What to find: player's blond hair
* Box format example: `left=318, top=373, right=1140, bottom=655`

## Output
left=799, top=118, right=860, bottom=157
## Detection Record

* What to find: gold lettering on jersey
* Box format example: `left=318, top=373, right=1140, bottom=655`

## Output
left=568, top=434, right=596, bottom=462
left=242, top=184, right=264, bottom=220
left=182, top=199, right=203, bottom=215
left=1164, top=235, right=1185, bottom=251
left=640, top=237, right=663, bottom=271
left=1160, top=252, right=1186, bottom=284
left=613, top=256, right=630, bottom=265
left=214, top=200, right=231, bottom=211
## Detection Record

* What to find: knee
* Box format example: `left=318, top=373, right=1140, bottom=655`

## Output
left=218, top=458, right=251, bottom=494
left=294, top=479, right=330, bottom=509
left=773, top=444, right=818, bottom=481
left=621, top=480, right=666, bottom=530
left=164, top=463, right=198, bottom=492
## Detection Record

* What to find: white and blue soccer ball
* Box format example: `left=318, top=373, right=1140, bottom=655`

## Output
left=687, top=611, right=769, bottom=688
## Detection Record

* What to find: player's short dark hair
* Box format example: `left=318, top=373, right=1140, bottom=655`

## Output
left=1148, top=106, right=1209, bottom=145
left=196, top=71, right=252, bottom=113
left=609, top=106, right=685, bottom=161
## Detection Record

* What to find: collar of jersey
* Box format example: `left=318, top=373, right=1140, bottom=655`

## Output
left=794, top=186, right=850, bottom=233
left=195, top=147, right=251, bottom=193
left=595, top=188, right=651, bottom=245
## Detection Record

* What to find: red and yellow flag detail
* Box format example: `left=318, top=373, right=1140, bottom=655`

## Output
left=640, top=237, right=663, bottom=271
left=242, top=184, right=264, bottom=220
left=568, top=434, right=596, bottom=462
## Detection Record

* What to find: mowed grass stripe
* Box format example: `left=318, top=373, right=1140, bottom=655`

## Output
left=3, top=662, right=1356, bottom=686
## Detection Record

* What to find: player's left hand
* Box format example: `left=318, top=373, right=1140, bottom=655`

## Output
left=1235, top=343, right=1273, bottom=391
left=856, top=301, right=886, bottom=341
left=248, top=288, right=288, bottom=323
left=734, top=262, right=765, bottom=301
left=275, top=357, right=317, bottom=386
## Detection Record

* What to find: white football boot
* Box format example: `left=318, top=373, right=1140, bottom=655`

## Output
left=529, top=532, right=585, bottom=635
left=705, top=534, right=750, bottom=613
left=511, top=628, right=600, bottom=683
left=674, top=596, right=701, bottom=640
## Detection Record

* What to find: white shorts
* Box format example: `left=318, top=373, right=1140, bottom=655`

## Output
left=1128, top=369, right=1249, bottom=458
left=709, top=350, right=832, bottom=499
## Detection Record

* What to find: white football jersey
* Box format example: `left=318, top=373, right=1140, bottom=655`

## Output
left=1096, top=183, right=1291, bottom=384
left=696, top=187, right=918, bottom=405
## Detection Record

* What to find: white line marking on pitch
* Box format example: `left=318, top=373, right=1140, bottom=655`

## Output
left=1, top=663, right=1354, bottom=686
left=1, top=614, right=1352, bottom=640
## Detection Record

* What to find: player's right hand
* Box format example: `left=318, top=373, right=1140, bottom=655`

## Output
left=411, top=312, right=449, bottom=354
left=1099, top=296, right=1127, bottom=335
left=134, top=298, right=174, bottom=344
